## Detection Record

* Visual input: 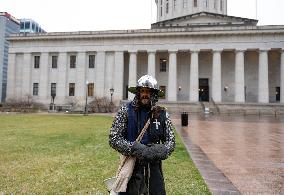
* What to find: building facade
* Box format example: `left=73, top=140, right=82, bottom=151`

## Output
left=20, top=19, right=46, bottom=33
left=6, top=0, right=284, bottom=108
left=0, top=12, right=20, bottom=103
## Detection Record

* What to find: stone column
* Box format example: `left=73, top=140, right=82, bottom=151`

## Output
left=22, top=53, right=32, bottom=97
left=95, top=51, right=106, bottom=98
left=189, top=50, right=199, bottom=102
left=280, top=49, right=284, bottom=103
left=39, top=52, right=49, bottom=102
left=76, top=52, right=86, bottom=102
left=6, top=53, right=16, bottom=99
left=128, top=51, right=137, bottom=100
left=168, top=50, right=177, bottom=101
left=235, top=50, right=245, bottom=102
left=15, top=54, right=23, bottom=99
left=168, top=0, right=173, bottom=17
left=57, top=52, right=67, bottom=103
left=212, top=50, right=222, bottom=102
left=157, top=0, right=161, bottom=21
left=147, top=51, right=156, bottom=77
left=104, top=53, right=114, bottom=97
left=258, top=49, right=269, bottom=103
left=113, top=51, right=124, bottom=102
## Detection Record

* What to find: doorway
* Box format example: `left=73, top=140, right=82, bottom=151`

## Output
left=199, top=78, right=209, bottom=102
left=276, top=87, right=280, bottom=102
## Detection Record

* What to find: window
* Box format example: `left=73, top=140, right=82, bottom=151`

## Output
left=52, top=56, right=58, bottom=68
left=89, top=55, right=95, bottom=68
left=69, top=83, right=75, bottom=96
left=166, top=0, right=169, bottom=13
left=183, top=0, right=188, bottom=8
left=204, top=0, right=208, bottom=7
left=276, top=87, right=280, bottom=101
left=70, top=55, right=76, bottom=68
left=25, top=21, right=30, bottom=29
left=160, top=59, right=167, bottom=72
left=161, top=6, right=163, bottom=16
left=34, top=56, right=40, bottom=68
left=159, top=86, right=166, bottom=99
left=174, top=0, right=177, bottom=10
left=33, top=83, right=39, bottom=96
left=214, top=0, right=217, bottom=9
left=88, top=83, right=94, bottom=97
left=51, top=83, right=56, bottom=96
left=194, top=0, right=198, bottom=7
left=20, top=22, right=24, bottom=29
left=220, top=0, right=223, bottom=11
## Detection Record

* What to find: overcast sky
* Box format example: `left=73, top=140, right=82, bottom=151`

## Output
left=1, top=0, right=284, bottom=32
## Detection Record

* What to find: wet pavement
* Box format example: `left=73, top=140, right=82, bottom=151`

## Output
left=173, top=115, right=284, bottom=195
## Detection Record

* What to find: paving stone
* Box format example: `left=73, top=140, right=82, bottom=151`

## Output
left=173, top=115, right=284, bottom=194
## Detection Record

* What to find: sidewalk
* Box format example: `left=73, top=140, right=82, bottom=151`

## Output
left=173, top=115, right=284, bottom=195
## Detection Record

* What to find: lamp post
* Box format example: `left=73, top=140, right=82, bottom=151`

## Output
left=84, top=81, right=89, bottom=116
left=109, top=88, right=114, bottom=105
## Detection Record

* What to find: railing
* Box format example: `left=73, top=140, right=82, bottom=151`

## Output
left=200, top=101, right=205, bottom=113
left=210, top=98, right=220, bottom=115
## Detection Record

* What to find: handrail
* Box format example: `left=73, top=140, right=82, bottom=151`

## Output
left=210, top=97, right=220, bottom=115
left=200, top=101, right=205, bottom=112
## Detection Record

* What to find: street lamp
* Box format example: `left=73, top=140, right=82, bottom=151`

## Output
left=109, top=88, right=114, bottom=105
left=84, top=81, right=89, bottom=116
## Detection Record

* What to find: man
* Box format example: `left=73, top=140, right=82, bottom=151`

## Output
left=109, top=75, right=175, bottom=195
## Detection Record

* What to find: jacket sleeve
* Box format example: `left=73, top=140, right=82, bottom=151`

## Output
left=109, top=104, right=132, bottom=156
left=163, top=111, right=176, bottom=157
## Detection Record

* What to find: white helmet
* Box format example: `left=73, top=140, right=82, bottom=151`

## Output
left=128, top=75, right=164, bottom=97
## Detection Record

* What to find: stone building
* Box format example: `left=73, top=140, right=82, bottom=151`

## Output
left=6, top=0, right=284, bottom=111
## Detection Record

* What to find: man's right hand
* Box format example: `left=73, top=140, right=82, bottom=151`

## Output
left=131, top=142, right=147, bottom=158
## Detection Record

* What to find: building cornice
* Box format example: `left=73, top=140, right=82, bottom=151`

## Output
left=8, top=25, right=284, bottom=42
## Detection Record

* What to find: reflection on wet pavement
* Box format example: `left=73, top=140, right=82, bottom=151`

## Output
left=173, top=115, right=284, bottom=195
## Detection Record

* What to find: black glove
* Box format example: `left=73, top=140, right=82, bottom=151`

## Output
left=141, top=144, right=168, bottom=161
left=131, top=142, right=147, bottom=159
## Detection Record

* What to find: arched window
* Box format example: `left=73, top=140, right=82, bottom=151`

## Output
left=194, top=0, right=198, bottom=7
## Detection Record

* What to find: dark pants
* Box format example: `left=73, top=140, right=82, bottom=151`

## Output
left=118, top=161, right=166, bottom=195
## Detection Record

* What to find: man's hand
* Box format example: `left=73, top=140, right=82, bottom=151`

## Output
left=141, top=144, right=168, bottom=161
left=131, top=142, right=147, bottom=158
left=131, top=142, right=168, bottom=162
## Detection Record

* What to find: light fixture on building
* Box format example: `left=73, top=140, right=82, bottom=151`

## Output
left=224, top=86, right=228, bottom=92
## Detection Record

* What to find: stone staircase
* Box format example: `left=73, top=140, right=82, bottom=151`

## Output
left=120, top=100, right=284, bottom=116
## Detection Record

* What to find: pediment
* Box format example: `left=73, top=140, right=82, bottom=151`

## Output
left=152, top=12, right=258, bottom=29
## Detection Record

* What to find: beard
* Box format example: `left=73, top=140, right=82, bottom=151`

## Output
left=141, top=98, right=150, bottom=105
left=139, top=95, right=151, bottom=107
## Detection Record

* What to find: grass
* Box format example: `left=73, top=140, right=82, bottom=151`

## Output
left=0, top=114, right=211, bottom=194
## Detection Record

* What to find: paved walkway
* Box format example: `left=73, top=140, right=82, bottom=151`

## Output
left=173, top=115, right=284, bottom=195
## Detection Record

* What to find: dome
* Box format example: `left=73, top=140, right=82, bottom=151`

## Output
left=156, top=0, right=227, bottom=22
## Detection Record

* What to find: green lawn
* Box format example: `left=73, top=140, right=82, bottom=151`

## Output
left=0, top=114, right=210, bottom=194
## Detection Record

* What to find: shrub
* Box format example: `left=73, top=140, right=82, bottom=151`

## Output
left=2, top=95, right=45, bottom=112
left=88, top=97, right=115, bottom=113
